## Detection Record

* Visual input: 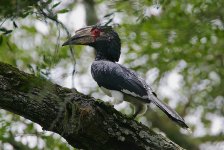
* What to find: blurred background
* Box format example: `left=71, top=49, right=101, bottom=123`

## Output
left=0, top=0, right=224, bottom=149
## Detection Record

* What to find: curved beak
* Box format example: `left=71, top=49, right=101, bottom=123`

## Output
left=62, top=26, right=94, bottom=46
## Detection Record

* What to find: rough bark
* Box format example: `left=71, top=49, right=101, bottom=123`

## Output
left=0, top=62, right=184, bottom=150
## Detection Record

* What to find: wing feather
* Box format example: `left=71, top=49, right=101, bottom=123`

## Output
left=91, top=61, right=149, bottom=100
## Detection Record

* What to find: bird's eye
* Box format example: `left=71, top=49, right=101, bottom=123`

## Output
left=91, top=28, right=101, bottom=37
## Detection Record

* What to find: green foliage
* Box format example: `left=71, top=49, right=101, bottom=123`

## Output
left=0, top=0, right=37, bottom=18
left=0, top=0, right=224, bottom=149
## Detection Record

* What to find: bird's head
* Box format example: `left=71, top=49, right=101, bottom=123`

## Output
left=62, top=25, right=121, bottom=62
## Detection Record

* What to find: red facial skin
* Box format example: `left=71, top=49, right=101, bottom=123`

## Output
left=91, top=28, right=101, bottom=41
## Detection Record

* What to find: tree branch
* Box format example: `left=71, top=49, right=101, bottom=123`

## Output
left=0, top=62, right=183, bottom=150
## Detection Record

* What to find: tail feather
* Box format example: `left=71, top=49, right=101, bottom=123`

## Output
left=149, top=93, right=189, bottom=129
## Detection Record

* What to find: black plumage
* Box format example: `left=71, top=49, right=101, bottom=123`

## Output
left=91, top=61, right=148, bottom=99
left=62, top=24, right=190, bottom=130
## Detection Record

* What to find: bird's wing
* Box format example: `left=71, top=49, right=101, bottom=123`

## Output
left=91, top=61, right=150, bottom=101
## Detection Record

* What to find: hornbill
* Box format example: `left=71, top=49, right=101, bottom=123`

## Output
left=62, top=25, right=190, bottom=130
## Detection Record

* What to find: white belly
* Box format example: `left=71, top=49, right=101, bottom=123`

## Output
left=100, top=87, right=124, bottom=105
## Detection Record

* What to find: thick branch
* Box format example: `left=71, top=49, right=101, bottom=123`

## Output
left=0, top=62, right=183, bottom=150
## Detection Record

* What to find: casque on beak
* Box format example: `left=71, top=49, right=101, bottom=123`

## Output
left=62, top=26, right=95, bottom=46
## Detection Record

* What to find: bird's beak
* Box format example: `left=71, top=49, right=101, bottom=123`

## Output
left=62, top=26, right=95, bottom=46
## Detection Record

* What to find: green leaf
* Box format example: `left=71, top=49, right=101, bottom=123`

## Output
left=57, top=9, right=69, bottom=14
left=52, top=2, right=61, bottom=8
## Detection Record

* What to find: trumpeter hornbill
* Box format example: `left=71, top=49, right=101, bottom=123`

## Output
left=62, top=25, right=190, bottom=130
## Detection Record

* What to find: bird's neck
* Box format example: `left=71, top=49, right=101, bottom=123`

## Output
left=92, top=40, right=121, bottom=62
left=95, top=51, right=114, bottom=61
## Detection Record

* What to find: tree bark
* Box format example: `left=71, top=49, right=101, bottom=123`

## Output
left=0, top=62, right=184, bottom=150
